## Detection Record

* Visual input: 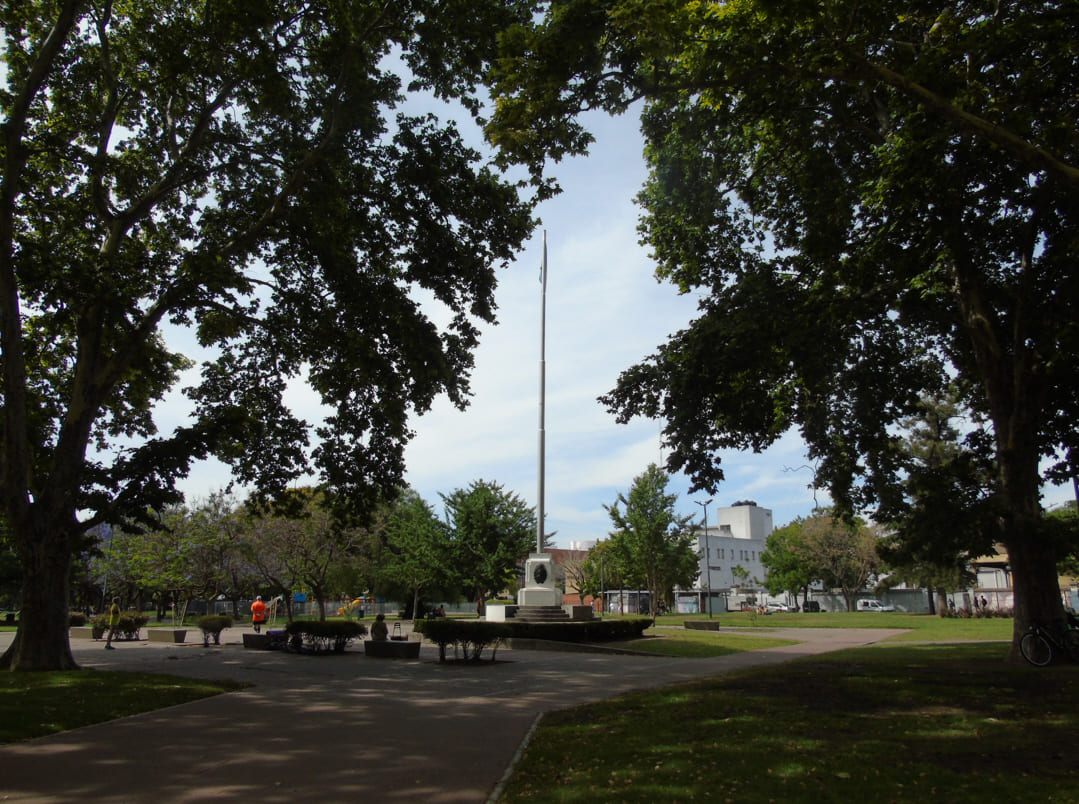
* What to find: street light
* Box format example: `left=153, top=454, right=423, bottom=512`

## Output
left=695, top=498, right=713, bottom=618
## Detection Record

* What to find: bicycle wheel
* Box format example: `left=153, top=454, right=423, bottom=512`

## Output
left=1020, top=631, right=1053, bottom=666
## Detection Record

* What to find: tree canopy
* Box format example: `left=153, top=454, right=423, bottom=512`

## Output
left=1, top=0, right=536, bottom=670
left=486, top=1, right=1079, bottom=654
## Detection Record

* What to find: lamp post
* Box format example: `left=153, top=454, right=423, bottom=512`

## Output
left=695, top=498, right=713, bottom=618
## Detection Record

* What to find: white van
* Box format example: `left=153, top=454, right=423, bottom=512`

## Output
left=856, top=599, right=895, bottom=612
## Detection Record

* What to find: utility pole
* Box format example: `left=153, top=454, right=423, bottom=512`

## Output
left=695, top=498, right=713, bottom=618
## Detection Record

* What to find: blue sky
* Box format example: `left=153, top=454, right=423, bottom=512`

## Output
left=390, top=108, right=828, bottom=545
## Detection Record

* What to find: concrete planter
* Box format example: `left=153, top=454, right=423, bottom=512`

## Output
left=364, top=639, right=421, bottom=659
left=243, top=633, right=273, bottom=650
left=149, top=629, right=188, bottom=644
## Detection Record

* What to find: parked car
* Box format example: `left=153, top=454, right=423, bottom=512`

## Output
left=765, top=602, right=792, bottom=612
left=856, top=599, right=895, bottom=612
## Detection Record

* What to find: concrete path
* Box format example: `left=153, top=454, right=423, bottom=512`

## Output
left=0, top=625, right=902, bottom=803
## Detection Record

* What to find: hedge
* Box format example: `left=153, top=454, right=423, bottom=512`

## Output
left=197, top=615, right=233, bottom=646
left=413, top=620, right=512, bottom=662
left=284, top=620, right=366, bottom=654
left=90, top=611, right=149, bottom=640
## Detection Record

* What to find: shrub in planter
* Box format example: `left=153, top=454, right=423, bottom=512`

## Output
left=69, top=612, right=88, bottom=627
left=284, top=620, right=366, bottom=654
left=198, top=614, right=233, bottom=646
left=90, top=611, right=150, bottom=640
left=414, top=620, right=512, bottom=663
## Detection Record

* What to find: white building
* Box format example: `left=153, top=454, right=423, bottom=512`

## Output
left=679, top=501, right=774, bottom=613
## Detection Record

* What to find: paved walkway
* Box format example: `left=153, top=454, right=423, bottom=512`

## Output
left=0, top=624, right=903, bottom=803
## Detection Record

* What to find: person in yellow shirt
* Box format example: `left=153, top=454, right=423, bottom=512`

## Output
left=104, top=598, right=121, bottom=650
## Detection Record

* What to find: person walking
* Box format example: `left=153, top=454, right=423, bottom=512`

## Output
left=104, top=597, right=121, bottom=649
left=250, top=596, right=268, bottom=633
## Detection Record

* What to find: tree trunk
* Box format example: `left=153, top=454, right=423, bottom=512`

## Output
left=991, top=405, right=1064, bottom=660
left=0, top=522, right=78, bottom=671
left=1004, top=524, right=1066, bottom=661
left=954, top=251, right=1064, bottom=659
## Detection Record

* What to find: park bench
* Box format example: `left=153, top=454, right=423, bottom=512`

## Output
left=364, top=638, right=421, bottom=658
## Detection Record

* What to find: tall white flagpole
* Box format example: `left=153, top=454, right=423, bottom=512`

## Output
left=537, top=230, right=547, bottom=555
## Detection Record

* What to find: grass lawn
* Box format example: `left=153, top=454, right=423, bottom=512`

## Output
left=497, top=642, right=1079, bottom=803
left=668, top=610, right=1015, bottom=642
left=0, top=671, right=246, bottom=744
left=612, top=628, right=800, bottom=657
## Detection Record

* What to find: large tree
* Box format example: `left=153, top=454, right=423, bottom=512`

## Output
left=0, top=0, right=535, bottom=669
left=604, top=463, right=697, bottom=620
left=487, top=1, right=1079, bottom=657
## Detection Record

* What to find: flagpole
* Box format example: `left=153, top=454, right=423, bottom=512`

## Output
left=537, top=230, right=547, bottom=555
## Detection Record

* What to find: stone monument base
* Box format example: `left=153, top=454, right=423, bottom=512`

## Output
left=517, top=586, right=561, bottom=606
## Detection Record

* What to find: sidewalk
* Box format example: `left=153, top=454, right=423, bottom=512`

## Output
left=0, top=624, right=901, bottom=803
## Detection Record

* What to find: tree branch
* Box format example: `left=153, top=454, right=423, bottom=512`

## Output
left=839, top=56, right=1079, bottom=190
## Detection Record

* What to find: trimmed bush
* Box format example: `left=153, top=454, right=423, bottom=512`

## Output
left=90, top=611, right=150, bottom=640
left=413, top=619, right=512, bottom=662
left=197, top=615, right=233, bottom=646
left=69, top=612, right=88, bottom=627
left=284, top=620, right=366, bottom=654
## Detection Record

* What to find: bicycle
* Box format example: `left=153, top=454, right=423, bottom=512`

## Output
left=1019, top=618, right=1079, bottom=666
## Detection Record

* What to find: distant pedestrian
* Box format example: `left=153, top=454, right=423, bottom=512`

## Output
left=370, top=613, right=389, bottom=641
left=104, top=597, right=121, bottom=649
left=250, top=596, right=268, bottom=633
left=980, top=595, right=988, bottom=610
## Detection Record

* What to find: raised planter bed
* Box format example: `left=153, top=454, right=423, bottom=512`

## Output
left=243, top=633, right=273, bottom=650
left=364, top=639, right=421, bottom=659
left=70, top=626, right=97, bottom=640
left=684, top=620, right=720, bottom=631
left=149, top=629, right=188, bottom=644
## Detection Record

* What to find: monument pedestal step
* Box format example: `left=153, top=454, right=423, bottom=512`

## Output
left=513, top=605, right=571, bottom=622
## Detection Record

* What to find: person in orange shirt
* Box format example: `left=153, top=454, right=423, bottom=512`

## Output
left=250, top=596, right=268, bottom=633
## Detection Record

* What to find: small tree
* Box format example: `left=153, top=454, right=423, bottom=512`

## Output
left=762, top=520, right=815, bottom=610
left=605, top=464, right=697, bottom=621
left=441, top=480, right=535, bottom=615
left=578, top=541, right=623, bottom=614
left=377, top=489, right=452, bottom=621
left=799, top=512, right=883, bottom=612
left=248, top=490, right=362, bottom=622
